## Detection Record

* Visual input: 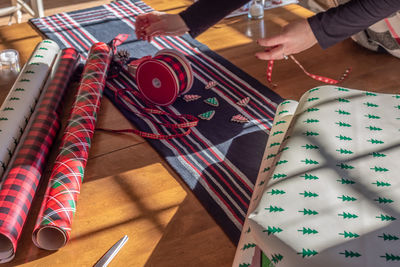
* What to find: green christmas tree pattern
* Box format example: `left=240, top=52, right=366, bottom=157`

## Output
left=267, top=189, right=286, bottom=195
left=263, top=226, right=283, bottom=235
left=337, top=97, right=350, bottom=103
left=374, top=197, right=394, bottom=204
left=241, top=243, right=256, bottom=250
left=273, top=130, right=284, bottom=136
left=370, top=166, right=389, bottom=172
left=299, top=208, right=318, bottom=215
left=367, top=138, right=384, bottom=144
left=298, top=227, right=318, bottom=235
left=299, top=191, right=319, bottom=198
left=339, top=250, right=361, bottom=258
left=336, top=135, right=352, bottom=141
left=337, top=178, right=356, bottom=184
left=271, top=253, right=284, bottom=263
left=307, top=97, right=319, bottom=102
left=378, top=233, right=399, bottom=241
left=301, top=173, right=319, bottom=180
left=338, top=195, right=357, bottom=201
left=336, top=148, right=353, bottom=154
left=365, top=92, right=377, bottom=96
left=302, top=144, right=319, bottom=149
left=275, top=120, right=286, bottom=125
left=371, top=152, right=386, bottom=157
left=303, top=131, right=319, bottom=136
left=304, top=119, right=319, bottom=123
left=336, top=121, right=352, bottom=127
left=363, top=102, right=379, bottom=107
left=238, top=263, right=250, bottom=267
left=297, top=248, right=318, bottom=258
left=336, top=163, right=355, bottom=169
left=306, top=108, right=319, bottom=112
left=365, top=114, right=381, bottom=119
left=272, top=173, right=287, bottom=179
left=339, top=231, right=360, bottom=238
left=372, top=181, right=391, bottom=187
left=338, top=212, right=358, bottom=219
left=376, top=214, right=396, bottom=221
left=366, top=125, right=382, bottom=131
left=275, top=160, right=288, bottom=166
left=336, top=87, right=349, bottom=92
left=262, top=167, right=270, bottom=173
left=301, top=158, right=319, bottom=165
left=380, top=253, right=400, bottom=261
left=335, top=109, right=351, bottom=115
left=265, top=205, right=284, bottom=213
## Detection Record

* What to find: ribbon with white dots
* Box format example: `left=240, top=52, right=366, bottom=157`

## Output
left=267, top=56, right=351, bottom=85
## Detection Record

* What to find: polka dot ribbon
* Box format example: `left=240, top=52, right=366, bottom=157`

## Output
left=267, top=55, right=351, bottom=85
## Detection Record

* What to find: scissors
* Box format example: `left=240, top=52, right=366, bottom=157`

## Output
left=93, top=235, right=129, bottom=267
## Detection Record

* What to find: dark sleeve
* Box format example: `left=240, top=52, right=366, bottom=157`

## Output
left=308, top=0, right=400, bottom=49
left=179, top=0, right=250, bottom=38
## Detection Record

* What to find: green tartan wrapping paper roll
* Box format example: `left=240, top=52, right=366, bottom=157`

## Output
left=0, top=40, right=59, bottom=179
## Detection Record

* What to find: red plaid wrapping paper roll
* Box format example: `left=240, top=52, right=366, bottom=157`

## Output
left=0, top=48, right=80, bottom=263
left=32, top=43, right=112, bottom=250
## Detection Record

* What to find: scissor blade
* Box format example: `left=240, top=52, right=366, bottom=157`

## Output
left=94, top=235, right=128, bottom=267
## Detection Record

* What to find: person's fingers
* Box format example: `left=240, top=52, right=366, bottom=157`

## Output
left=257, top=34, right=286, bottom=47
left=255, top=45, right=286, bottom=60
left=145, top=21, right=165, bottom=37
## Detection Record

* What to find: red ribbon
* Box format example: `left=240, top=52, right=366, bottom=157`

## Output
left=267, top=55, right=351, bottom=85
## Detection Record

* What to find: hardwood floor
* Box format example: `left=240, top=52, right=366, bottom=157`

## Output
left=1, top=1, right=399, bottom=266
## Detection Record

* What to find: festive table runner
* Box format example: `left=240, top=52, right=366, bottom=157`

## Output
left=30, top=0, right=283, bottom=243
left=0, top=47, right=79, bottom=263
left=32, top=43, right=111, bottom=250
left=0, top=40, right=59, bottom=179
left=237, top=85, right=400, bottom=266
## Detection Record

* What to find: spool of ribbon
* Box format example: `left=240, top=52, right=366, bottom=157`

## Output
left=0, top=40, right=59, bottom=179
left=0, top=47, right=79, bottom=263
left=130, top=49, right=193, bottom=106
left=32, top=42, right=112, bottom=251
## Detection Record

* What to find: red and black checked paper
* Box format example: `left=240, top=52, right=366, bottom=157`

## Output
left=0, top=48, right=80, bottom=261
left=33, top=43, right=112, bottom=250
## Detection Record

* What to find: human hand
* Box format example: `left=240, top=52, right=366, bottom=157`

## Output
left=135, top=11, right=189, bottom=42
left=255, top=19, right=317, bottom=60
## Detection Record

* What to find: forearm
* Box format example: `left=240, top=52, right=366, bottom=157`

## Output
left=179, top=0, right=250, bottom=38
left=308, top=0, right=400, bottom=49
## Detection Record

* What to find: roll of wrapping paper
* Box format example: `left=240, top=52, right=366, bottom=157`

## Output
left=0, top=40, right=60, bottom=178
left=32, top=42, right=112, bottom=250
left=0, top=48, right=80, bottom=263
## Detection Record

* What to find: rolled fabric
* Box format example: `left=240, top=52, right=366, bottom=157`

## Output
left=0, top=39, right=59, bottom=178
left=33, top=43, right=112, bottom=250
left=0, top=48, right=80, bottom=263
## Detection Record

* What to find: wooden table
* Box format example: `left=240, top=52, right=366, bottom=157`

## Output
left=0, top=1, right=399, bottom=266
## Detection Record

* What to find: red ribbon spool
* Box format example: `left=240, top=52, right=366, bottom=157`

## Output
left=133, top=49, right=193, bottom=106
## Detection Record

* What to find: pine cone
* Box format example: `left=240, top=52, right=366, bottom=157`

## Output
left=116, top=49, right=130, bottom=65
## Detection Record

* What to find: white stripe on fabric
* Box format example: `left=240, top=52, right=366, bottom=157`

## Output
left=61, top=13, right=98, bottom=46
left=53, top=14, right=94, bottom=50
left=42, top=15, right=88, bottom=52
